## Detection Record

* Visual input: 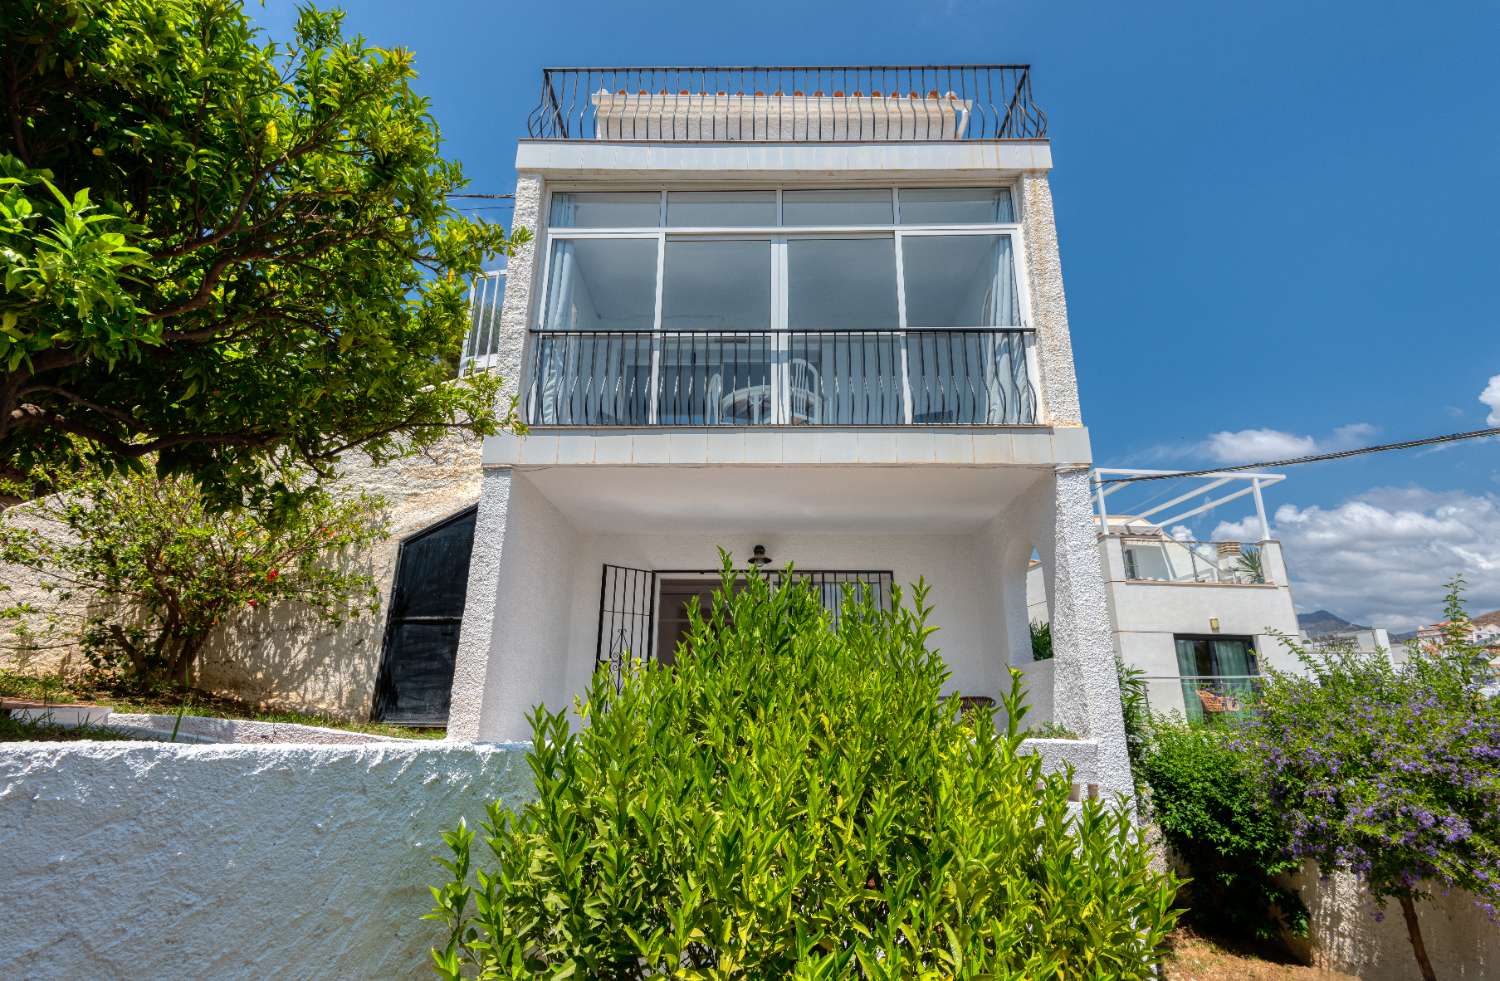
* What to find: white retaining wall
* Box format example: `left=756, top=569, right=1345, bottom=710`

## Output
left=1287, top=863, right=1500, bottom=979
left=0, top=741, right=532, bottom=980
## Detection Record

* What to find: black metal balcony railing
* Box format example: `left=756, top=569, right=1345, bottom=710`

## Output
left=528, top=66, right=1046, bottom=142
left=526, top=328, right=1037, bottom=427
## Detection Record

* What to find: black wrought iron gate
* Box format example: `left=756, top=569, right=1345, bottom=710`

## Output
left=372, top=507, right=478, bottom=725
left=597, top=564, right=657, bottom=690
left=594, top=566, right=895, bottom=689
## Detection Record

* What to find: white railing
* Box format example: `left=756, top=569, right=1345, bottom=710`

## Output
left=459, top=270, right=505, bottom=375
left=1092, top=468, right=1286, bottom=542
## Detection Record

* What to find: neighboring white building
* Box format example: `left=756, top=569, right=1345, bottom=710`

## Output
left=1029, top=470, right=1303, bottom=722
left=437, top=65, right=1135, bottom=795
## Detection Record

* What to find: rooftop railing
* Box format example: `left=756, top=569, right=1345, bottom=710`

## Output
left=527, top=65, right=1046, bottom=142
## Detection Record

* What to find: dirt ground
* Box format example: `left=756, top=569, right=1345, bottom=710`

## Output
left=1163, top=928, right=1359, bottom=981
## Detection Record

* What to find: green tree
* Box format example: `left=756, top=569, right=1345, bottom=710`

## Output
left=428, top=558, right=1181, bottom=979
left=0, top=1, right=527, bottom=505
left=0, top=464, right=387, bottom=690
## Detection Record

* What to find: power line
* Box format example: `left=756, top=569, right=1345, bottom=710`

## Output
left=447, top=193, right=515, bottom=199
left=1099, top=427, right=1500, bottom=485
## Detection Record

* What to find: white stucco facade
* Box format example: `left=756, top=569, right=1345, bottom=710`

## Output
left=447, top=137, right=1134, bottom=798
left=1028, top=525, right=1304, bottom=717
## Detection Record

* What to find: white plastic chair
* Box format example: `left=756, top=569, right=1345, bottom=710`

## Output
left=788, top=358, right=822, bottom=424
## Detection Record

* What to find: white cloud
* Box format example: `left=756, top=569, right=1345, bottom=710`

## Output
left=1183, top=422, right=1378, bottom=466
left=1212, top=487, right=1500, bottom=631
left=1200, top=429, right=1315, bottom=464
left=1481, top=374, right=1500, bottom=426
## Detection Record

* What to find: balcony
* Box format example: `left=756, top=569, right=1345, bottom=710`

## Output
left=1120, top=538, right=1268, bottom=585
left=525, top=328, right=1037, bottom=427
left=527, top=65, right=1046, bottom=142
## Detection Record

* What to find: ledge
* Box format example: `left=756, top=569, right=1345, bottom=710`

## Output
left=516, top=139, right=1052, bottom=177
left=103, top=713, right=413, bottom=745
left=1019, top=737, right=1102, bottom=798
left=484, top=426, right=1091, bottom=468
left=1114, top=579, right=1280, bottom=589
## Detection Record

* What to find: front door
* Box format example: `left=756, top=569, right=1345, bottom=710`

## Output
left=372, top=507, right=477, bottom=726
left=596, top=567, right=895, bottom=687
left=654, top=578, right=742, bottom=666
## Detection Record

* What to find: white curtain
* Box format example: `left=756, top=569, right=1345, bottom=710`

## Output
left=982, top=236, right=1025, bottom=423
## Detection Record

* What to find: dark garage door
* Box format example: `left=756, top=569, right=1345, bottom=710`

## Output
left=372, top=507, right=477, bottom=726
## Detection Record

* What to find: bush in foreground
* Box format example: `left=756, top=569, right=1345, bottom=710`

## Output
left=429, top=559, right=1180, bottom=978
left=1135, top=720, right=1306, bottom=942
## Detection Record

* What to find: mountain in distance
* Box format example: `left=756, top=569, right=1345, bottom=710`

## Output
left=1298, top=609, right=1500, bottom=644
left=1297, top=609, right=1371, bottom=637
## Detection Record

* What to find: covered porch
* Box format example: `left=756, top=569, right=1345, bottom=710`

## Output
left=446, top=462, right=1120, bottom=765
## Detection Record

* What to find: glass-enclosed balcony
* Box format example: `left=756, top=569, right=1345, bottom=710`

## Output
left=519, top=186, right=1040, bottom=428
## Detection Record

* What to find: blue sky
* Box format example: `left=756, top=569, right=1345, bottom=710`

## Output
left=256, top=0, right=1500, bottom=629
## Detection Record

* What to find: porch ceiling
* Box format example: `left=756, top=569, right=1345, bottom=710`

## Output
left=521, top=465, right=1048, bottom=534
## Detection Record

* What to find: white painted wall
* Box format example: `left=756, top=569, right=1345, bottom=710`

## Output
left=472, top=474, right=581, bottom=742
left=565, top=530, right=1002, bottom=687
left=1286, top=863, right=1500, bottom=980
left=454, top=464, right=1091, bottom=743
left=0, top=740, right=532, bottom=980
left=1013, top=658, right=1055, bottom=727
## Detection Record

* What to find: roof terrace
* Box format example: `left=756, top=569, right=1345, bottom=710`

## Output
left=527, top=65, right=1047, bottom=142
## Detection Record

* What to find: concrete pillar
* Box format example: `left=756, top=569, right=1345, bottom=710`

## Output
left=446, top=467, right=512, bottom=741
left=492, top=173, right=543, bottom=410
left=1019, top=171, right=1082, bottom=427
left=1037, top=466, right=1134, bottom=800
left=448, top=173, right=550, bottom=743
left=1260, top=539, right=1290, bottom=586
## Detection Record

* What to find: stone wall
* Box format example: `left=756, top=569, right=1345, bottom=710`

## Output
left=0, top=740, right=533, bottom=980
left=0, top=433, right=484, bottom=720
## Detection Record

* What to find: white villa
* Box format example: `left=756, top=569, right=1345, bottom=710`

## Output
left=1029, top=469, right=1304, bottom=723
left=430, top=65, right=1133, bottom=796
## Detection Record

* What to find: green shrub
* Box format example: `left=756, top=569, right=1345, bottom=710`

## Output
left=1243, top=581, right=1500, bottom=981
left=429, top=559, right=1181, bottom=978
left=1029, top=619, right=1053, bottom=660
left=1115, top=657, right=1150, bottom=784
left=1136, top=721, right=1306, bottom=942
left=0, top=465, right=386, bottom=691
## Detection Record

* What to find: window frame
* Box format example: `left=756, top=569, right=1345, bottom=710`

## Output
left=532, top=184, right=1037, bottom=425
left=1172, top=634, right=1261, bottom=678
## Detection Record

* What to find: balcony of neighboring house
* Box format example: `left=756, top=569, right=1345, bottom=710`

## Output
left=1077, top=469, right=1305, bottom=720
